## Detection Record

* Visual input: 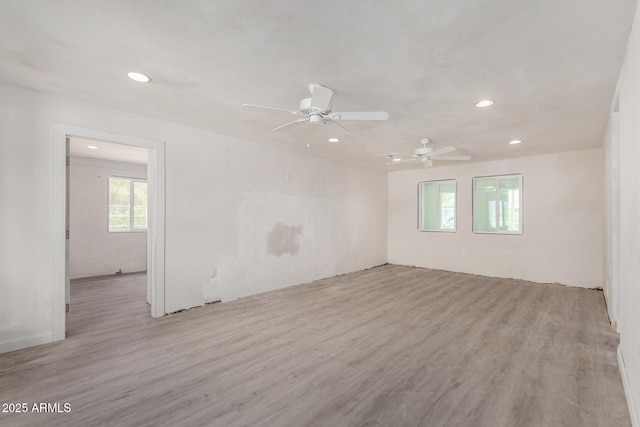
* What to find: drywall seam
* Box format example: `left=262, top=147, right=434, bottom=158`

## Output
left=0, top=333, right=52, bottom=355
left=619, top=346, right=640, bottom=427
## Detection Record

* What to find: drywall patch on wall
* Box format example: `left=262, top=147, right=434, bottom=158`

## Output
left=217, top=191, right=335, bottom=302
left=267, top=222, right=303, bottom=256
left=203, top=274, right=221, bottom=304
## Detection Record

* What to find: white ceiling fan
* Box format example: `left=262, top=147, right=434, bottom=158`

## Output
left=242, top=84, right=389, bottom=136
left=382, top=138, right=471, bottom=168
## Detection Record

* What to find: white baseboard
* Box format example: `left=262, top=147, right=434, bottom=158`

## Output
left=70, top=269, right=147, bottom=281
left=619, top=346, right=640, bottom=427
left=0, top=333, right=53, bottom=355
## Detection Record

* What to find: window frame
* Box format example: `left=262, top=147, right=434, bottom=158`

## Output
left=108, top=176, right=148, bottom=233
left=417, top=179, right=457, bottom=233
left=472, top=174, right=523, bottom=235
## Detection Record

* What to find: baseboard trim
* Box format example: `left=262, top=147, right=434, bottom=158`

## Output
left=70, top=270, right=147, bottom=282
left=611, top=320, right=619, bottom=333
left=619, top=346, right=640, bottom=427
left=0, top=333, right=53, bottom=355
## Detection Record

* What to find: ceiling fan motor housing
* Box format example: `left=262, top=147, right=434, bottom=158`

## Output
left=300, top=97, right=331, bottom=114
left=309, top=114, right=323, bottom=124
left=299, top=97, right=312, bottom=111
left=415, top=146, right=433, bottom=156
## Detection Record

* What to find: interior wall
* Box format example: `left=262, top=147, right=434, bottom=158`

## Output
left=602, top=112, right=619, bottom=326
left=0, top=83, right=388, bottom=353
left=388, top=149, right=604, bottom=288
left=0, top=84, right=52, bottom=351
left=608, top=3, right=640, bottom=423
left=69, top=157, right=147, bottom=279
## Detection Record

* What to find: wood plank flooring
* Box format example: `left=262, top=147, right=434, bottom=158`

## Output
left=0, top=265, right=630, bottom=426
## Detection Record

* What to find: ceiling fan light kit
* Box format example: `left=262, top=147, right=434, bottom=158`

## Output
left=242, top=84, right=389, bottom=136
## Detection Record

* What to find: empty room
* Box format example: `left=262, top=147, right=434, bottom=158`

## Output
left=1, top=1, right=639, bottom=426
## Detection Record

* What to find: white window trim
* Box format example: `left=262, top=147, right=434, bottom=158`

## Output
left=472, top=174, right=523, bottom=235
left=108, top=176, right=148, bottom=233
left=417, top=179, right=457, bottom=233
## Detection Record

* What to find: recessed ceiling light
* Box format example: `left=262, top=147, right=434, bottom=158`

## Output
left=509, top=139, right=523, bottom=145
left=475, top=99, right=494, bottom=108
left=328, top=138, right=340, bottom=143
left=86, top=145, right=99, bottom=150
left=392, top=158, right=402, bottom=162
left=306, top=143, right=311, bottom=148
left=127, top=72, right=151, bottom=83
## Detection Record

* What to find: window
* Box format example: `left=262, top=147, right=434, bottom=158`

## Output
left=418, top=180, right=456, bottom=232
left=108, top=177, right=148, bottom=232
left=473, top=174, right=522, bottom=234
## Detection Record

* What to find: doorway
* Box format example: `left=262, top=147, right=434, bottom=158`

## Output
left=68, top=137, right=149, bottom=324
left=53, top=125, right=166, bottom=341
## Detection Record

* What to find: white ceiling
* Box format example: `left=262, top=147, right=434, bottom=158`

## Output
left=69, top=137, right=148, bottom=164
left=0, top=0, right=636, bottom=169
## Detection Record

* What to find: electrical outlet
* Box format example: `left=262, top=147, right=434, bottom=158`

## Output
left=210, top=267, right=217, bottom=279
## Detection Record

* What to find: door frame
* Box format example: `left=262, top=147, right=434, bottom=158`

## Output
left=609, top=109, right=620, bottom=330
left=52, top=124, right=166, bottom=341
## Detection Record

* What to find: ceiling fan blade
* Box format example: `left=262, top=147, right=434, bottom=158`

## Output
left=309, top=85, right=333, bottom=112
left=272, top=118, right=307, bottom=131
left=429, top=146, right=456, bottom=156
left=329, top=111, right=389, bottom=121
left=241, top=104, right=299, bottom=114
left=386, top=158, right=418, bottom=165
left=378, top=152, right=413, bottom=158
left=432, top=155, right=472, bottom=161
left=322, top=120, right=349, bottom=136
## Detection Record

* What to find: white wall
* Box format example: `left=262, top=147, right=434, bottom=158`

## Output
left=388, top=149, right=604, bottom=288
left=69, top=157, right=147, bottom=279
left=603, top=112, right=619, bottom=326
left=607, top=3, right=640, bottom=424
left=0, top=83, right=388, bottom=353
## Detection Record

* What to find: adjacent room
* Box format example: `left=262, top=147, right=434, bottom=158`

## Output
left=1, top=1, right=639, bottom=426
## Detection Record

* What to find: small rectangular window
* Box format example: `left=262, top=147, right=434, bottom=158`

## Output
left=109, top=177, right=147, bottom=232
left=473, top=174, right=522, bottom=234
left=418, top=180, right=456, bottom=232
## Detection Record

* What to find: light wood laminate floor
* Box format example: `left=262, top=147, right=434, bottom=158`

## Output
left=0, top=265, right=630, bottom=426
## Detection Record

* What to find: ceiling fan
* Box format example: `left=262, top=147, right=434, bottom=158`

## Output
left=382, top=138, right=471, bottom=168
left=242, top=84, right=389, bottom=136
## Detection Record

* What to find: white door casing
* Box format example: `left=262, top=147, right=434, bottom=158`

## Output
left=53, top=124, right=166, bottom=342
